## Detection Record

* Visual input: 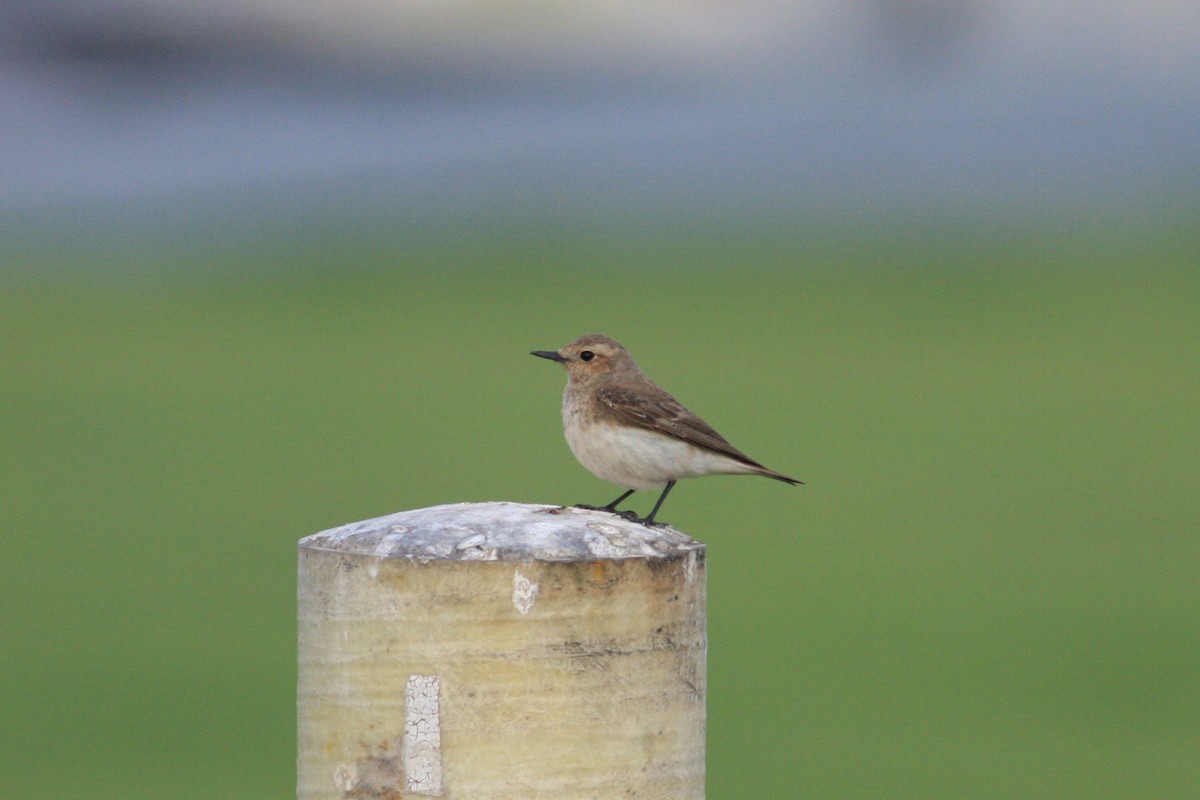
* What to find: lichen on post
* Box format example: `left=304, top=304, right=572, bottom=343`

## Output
left=297, top=501, right=707, bottom=799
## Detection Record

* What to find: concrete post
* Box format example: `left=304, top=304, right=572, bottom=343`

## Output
left=297, top=501, right=706, bottom=799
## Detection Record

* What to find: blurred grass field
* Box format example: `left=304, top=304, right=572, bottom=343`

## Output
left=1, top=215, right=1197, bottom=798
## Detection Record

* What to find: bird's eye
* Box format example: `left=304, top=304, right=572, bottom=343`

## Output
left=579, top=350, right=595, bottom=361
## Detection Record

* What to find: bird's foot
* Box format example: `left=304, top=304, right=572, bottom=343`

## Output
left=575, top=502, right=627, bottom=515
left=573, top=504, right=654, bottom=525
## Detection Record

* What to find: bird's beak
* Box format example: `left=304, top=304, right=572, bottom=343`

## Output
left=531, top=349, right=567, bottom=363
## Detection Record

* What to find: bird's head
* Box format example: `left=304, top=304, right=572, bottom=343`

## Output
left=531, top=334, right=637, bottom=384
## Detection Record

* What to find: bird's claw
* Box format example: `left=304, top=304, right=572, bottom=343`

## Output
left=572, top=503, right=666, bottom=527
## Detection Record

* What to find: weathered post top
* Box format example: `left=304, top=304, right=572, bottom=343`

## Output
left=298, top=501, right=707, bottom=800
left=300, top=500, right=706, bottom=563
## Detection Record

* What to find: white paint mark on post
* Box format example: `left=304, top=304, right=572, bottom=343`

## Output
left=512, top=568, right=539, bottom=615
left=403, top=674, right=443, bottom=796
left=332, top=764, right=359, bottom=792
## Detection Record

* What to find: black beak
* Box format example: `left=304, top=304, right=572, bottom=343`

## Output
left=531, top=350, right=567, bottom=363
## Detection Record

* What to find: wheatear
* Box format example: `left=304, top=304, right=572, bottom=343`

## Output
left=532, top=334, right=801, bottom=526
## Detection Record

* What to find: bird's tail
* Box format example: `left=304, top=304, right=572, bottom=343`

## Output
left=755, top=465, right=803, bottom=485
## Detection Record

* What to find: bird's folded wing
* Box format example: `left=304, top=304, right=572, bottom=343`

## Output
left=596, top=384, right=766, bottom=468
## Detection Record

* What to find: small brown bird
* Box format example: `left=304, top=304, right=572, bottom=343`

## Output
left=532, top=334, right=801, bottom=526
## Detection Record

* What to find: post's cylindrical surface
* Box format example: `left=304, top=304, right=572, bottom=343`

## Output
left=298, top=501, right=706, bottom=799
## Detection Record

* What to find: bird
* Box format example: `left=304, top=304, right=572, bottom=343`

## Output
left=531, top=334, right=801, bottom=526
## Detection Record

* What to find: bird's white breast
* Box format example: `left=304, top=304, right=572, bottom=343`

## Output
left=562, top=412, right=752, bottom=490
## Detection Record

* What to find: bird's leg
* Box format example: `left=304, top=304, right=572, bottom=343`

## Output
left=575, top=488, right=636, bottom=515
left=638, top=480, right=676, bottom=527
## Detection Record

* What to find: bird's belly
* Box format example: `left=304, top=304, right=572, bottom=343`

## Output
left=564, top=420, right=746, bottom=490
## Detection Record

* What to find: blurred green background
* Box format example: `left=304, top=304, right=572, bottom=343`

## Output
left=2, top=211, right=1196, bottom=798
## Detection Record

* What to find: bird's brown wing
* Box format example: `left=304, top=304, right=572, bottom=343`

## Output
left=596, top=383, right=765, bottom=468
